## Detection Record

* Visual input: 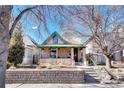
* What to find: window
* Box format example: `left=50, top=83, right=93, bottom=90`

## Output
left=53, top=35, right=58, bottom=44
left=50, top=49, right=56, bottom=58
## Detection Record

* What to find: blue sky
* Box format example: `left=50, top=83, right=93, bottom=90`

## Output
left=12, top=5, right=91, bottom=45
left=12, top=5, right=124, bottom=45
left=12, top=6, right=62, bottom=44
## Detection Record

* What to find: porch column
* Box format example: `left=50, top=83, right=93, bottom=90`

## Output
left=71, top=48, right=75, bottom=65
left=56, top=48, right=58, bottom=58
left=123, top=50, right=124, bottom=57
left=122, top=50, right=124, bottom=62
left=83, top=48, right=88, bottom=66
left=40, top=49, right=42, bottom=58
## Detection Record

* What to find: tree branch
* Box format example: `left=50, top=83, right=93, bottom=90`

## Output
left=9, top=6, right=38, bottom=37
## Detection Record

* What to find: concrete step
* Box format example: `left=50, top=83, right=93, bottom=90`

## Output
left=86, top=71, right=97, bottom=73
left=83, top=67, right=100, bottom=83
left=85, top=76, right=100, bottom=80
left=85, top=73, right=99, bottom=78
left=84, top=70, right=96, bottom=72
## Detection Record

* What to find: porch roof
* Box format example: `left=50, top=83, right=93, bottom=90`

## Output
left=38, top=44, right=85, bottom=48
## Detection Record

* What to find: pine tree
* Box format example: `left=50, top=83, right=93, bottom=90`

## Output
left=8, top=23, right=24, bottom=67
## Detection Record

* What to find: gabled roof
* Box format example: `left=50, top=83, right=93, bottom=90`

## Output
left=27, top=35, right=39, bottom=47
left=83, top=29, right=124, bottom=46
left=24, top=32, right=85, bottom=48
left=23, top=34, right=39, bottom=47
left=41, top=31, right=70, bottom=45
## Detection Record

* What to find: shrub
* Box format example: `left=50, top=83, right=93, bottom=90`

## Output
left=8, top=45, right=24, bottom=67
left=8, top=30, right=24, bottom=67
left=6, top=61, right=14, bottom=69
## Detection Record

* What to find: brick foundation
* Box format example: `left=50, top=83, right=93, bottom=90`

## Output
left=6, top=69, right=84, bottom=84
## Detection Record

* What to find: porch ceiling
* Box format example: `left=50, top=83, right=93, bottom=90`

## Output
left=38, top=44, right=85, bottom=48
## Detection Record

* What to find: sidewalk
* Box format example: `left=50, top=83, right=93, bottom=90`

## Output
left=6, top=83, right=124, bottom=88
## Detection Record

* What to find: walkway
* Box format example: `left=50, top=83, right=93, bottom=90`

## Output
left=6, top=83, right=124, bottom=88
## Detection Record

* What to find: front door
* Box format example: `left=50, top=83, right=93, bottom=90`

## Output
left=74, top=48, right=78, bottom=62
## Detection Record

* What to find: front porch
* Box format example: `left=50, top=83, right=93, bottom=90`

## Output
left=38, top=45, right=85, bottom=66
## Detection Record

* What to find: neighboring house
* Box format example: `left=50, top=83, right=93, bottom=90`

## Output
left=22, top=32, right=85, bottom=66
left=84, top=30, right=124, bottom=66
left=84, top=37, right=107, bottom=65
left=22, top=34, right=39, bottom=65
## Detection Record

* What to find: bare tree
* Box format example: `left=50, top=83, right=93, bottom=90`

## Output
left=72, top=6, right=124, bottom=68
left=0, top=5, right=44, bottom=88
left=0, top=6, right=12, bottom=88
left=0, top=5, right=75, bottom=88
left=1, top=5, right=123, bottom=88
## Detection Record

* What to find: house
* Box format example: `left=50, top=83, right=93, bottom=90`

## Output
left=22, top=32, right=86, bottom=66
left=84, top=30, right=124, bottom=66
left=22, top=30, right=124, bottom=67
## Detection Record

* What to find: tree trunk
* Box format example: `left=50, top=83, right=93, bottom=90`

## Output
left=104, top=55, right=112, bottom=69
left=0, top=6, right=12, bottom=88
